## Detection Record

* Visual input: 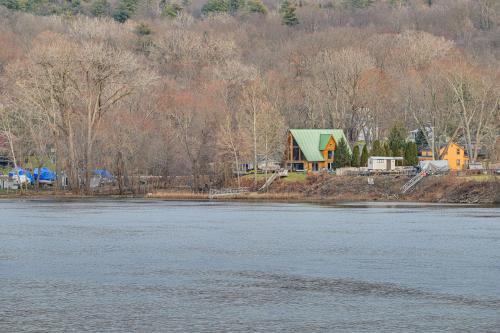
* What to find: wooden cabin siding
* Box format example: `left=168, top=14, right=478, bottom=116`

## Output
left=285, top=131, right=337, bottom=172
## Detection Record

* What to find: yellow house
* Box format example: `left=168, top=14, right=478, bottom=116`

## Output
left=285, top=129, right=350, bottom=172
left=418, top=142, right=469, bottom=171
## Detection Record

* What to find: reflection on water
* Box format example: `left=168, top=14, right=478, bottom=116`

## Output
left=1, top=200, right=499, bottom=332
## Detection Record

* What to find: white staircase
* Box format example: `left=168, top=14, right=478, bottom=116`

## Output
left=258, top=169, right=288, bottom=192
left=401, top=171, right=426, bottom=194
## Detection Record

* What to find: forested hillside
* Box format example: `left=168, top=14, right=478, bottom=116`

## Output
left=0, top=0, right=499, bottom=191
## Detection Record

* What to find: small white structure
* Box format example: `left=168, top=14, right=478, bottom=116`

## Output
left=0, top=175, right=19, bottom=190
left=468, top=162, right=484, bottom=170
left=368, top=156, right=404, bottom=171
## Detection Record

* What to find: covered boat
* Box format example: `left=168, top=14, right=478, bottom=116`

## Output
left=34, top=167, right=57, bottom=184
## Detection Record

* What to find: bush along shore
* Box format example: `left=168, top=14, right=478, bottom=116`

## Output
left=2, top=174, right=498, bottom=205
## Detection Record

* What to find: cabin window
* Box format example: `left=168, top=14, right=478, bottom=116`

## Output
left=327, top=151, right=333, bottom=159
left=292, top=163, right=304, bottom=171
left=292, top=138, right=301, bottom=160
left=312, top=162, right=318, bottom=171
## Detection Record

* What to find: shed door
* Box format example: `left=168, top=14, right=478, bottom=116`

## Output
left=386, top=159, right=391, bottom=170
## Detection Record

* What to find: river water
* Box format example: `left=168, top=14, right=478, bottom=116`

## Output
left=0, top=200, right=499, bottom=332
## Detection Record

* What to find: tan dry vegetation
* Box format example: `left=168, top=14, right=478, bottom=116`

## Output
left=0, top=1, right=498, bottom=195
left=240, top=174, right=500, bottom=204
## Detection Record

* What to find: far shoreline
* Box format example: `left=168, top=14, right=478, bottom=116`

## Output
left=1, top=173, right=498, bottom=206
left=1, top=190, right=498, bottom=207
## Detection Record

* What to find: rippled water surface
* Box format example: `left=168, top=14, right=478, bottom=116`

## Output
left=1, top=200, right=499, bottom=332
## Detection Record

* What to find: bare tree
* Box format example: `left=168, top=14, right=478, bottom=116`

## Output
left=312, top=48, right=375, bottom=142
left=6, top=33, right=80, bottom=190
left=445, top=61, right=499, bottom=162
left=71, top=40, right=153, bottom=193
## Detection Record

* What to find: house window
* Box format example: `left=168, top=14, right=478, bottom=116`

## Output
left=457, top=148, right=460, bottom=155
left=292, top=138, right=301, bottom=160
left=327, top=151, right=333, bottom=159
left=292, top=163, right=304, bottom=171
left=457, top=159, right=460, bottom=166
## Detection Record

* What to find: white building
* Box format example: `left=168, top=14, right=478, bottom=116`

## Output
left=368, top=156, right=404, bottom=171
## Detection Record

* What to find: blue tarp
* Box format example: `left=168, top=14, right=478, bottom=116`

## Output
left=34, top=167, right=57, bottom=182
left=8, top=167, right=34, bottom=184
left=94, top=169, right=113, bottom=179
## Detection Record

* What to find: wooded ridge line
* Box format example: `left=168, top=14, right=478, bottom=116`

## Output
left=0, top=0, right=498, bottom=193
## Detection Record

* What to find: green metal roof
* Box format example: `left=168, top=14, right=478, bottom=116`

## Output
left=290, top=129, right=350, bottom=162
left=319, top=134, right=332, bottom=150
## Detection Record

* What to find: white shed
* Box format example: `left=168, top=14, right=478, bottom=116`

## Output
left=368, top=156, right=404, bottom=171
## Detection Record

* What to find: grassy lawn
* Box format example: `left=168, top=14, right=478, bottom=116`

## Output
left=281, top=172, right=307, bottom=182
left=241, top=171, right=307, bottom=183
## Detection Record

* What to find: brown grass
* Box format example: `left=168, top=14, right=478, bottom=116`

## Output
left=147, top=190, right=209, bottom=200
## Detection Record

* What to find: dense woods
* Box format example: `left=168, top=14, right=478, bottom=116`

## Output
left=0, top=0, right=499, bottom=192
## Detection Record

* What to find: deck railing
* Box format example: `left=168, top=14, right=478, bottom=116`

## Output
left=209, top=187, right=251, bottom=199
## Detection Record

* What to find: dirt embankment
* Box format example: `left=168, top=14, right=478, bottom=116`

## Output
left=243, top=174, right=500, bottom=204
left=407, top=176, right=500, bottom=204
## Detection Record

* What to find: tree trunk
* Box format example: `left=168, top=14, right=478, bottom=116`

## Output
left=253, top=110, right=257, bottom=186
left=234, top=150, right=240, bottom=188
left=54, top=137, right=62, bottom=192
left=66, top=119, right=79, bottom=192
left=116, top=151, right=125, bottom=195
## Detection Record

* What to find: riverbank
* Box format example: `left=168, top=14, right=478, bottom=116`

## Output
left=235, top=174, right=498, bottom=204
left=152, top=174, right=499, bottom=204
left=1, top=174, right=498, bottom=204
left=133, top=175, right=491, bottom=205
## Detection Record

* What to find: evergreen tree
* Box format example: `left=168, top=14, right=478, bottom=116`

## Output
left=91, top=0, right=110, bottom=17
left=360, top=144, right=369, bottom=167
left=229, top=0, right=244, bottom=13
left=280, top=0, right=299, bottom=26
left=384, top=142, right=391, bottom=157
left=388, top=122, right=407, bottom=156
left=389, top=0, right=408, bottom=7
left=404, top=142, right=419, bottom=166
left=162, top=2, right=183, bottom=17
left=371, top=140, right=384, bottom=156
left=201, top=0, right=229, bottom=15
left=345, top=0, right=374, bottom=9
left=65, top=0, right=82, bottom=15
left=247, top=0, right=267, bottom=14
left=415, top=129, right=427, bottom=150
left=113, top=8, right=130, bottom=22
left=333, top=138, right=351, bottom=168
left=351, top=145, right=360, bottom=167
left=0, top=0, right=19, bottom=10
left=113, top=0, right=137, bottom=22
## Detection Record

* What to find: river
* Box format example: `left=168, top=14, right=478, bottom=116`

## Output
left=1, top=200, right=499, bottom=332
